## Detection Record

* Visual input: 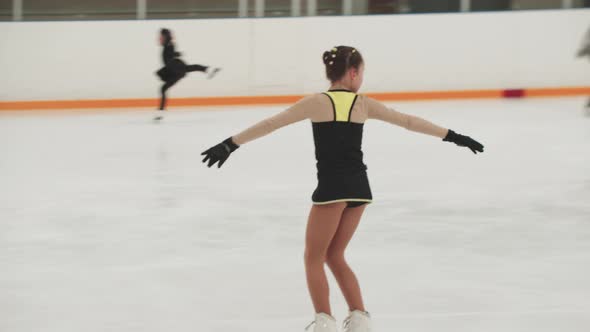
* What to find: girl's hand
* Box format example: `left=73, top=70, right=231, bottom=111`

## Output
left=201, top=137, right=240, bottom=168
left=443, top=130, right=484, bottom=154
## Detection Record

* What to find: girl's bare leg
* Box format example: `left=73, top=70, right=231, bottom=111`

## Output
left=304, top=202, right=347, bottom=315
left=326, top=205, right=367, bottom=312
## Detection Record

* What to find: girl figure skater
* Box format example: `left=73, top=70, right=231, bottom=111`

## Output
left=201, top=46, right=484, bottom=332
left=576, top=26, right=590, bottom=114
left=155, top=28, right=221, bottom=119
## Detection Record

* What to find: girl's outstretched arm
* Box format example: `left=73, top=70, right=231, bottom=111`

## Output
left=366, top=97, right=484, bottom=154
left=201, top=95, right=315, bottom=168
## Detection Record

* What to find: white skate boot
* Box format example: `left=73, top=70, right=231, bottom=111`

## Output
left=305, top=313, right=338, bottom=332
left=343, top=310, right=371, bottom=332
left=207, top=67, right=221, bottom=79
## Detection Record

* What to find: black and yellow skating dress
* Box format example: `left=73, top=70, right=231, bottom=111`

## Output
left=311, top=90, right=372, bottom=206
left=230, top=90, right=448, bottom=206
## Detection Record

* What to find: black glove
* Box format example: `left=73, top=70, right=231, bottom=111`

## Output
left=201, top=137, right=239, bottom=168
left=443, top=130, right=484, bottom=154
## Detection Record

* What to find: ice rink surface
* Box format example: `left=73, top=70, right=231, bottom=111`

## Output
left=1, top=97, right=589, bottom=331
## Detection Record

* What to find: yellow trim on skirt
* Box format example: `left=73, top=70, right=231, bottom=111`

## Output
left=312, top=198, right=372, bottom=205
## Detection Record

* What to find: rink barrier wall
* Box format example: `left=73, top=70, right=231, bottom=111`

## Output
left=0, top=86, right=589, bottom=111
left=1, top=10, right=589, bottom=104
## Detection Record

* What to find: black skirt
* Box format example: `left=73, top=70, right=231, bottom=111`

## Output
left=156, top=59, right=187, bottom=82
left=312, top=170, right=372, bottom=205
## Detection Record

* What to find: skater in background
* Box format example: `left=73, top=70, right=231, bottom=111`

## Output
left=577, top=26, right=590, bottom=59
left=576, top=26, right=590, bottom=113
left=201, top=46, right=484, bottom=332
left=156, top=28, right=221, bottom=115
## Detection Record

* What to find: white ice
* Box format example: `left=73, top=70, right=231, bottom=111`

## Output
left=1, top=98, right=589, bottom=332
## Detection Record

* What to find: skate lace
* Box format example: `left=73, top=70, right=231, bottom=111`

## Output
left=304, top=321, right=315, bottom=331
left=343, top=316, right=352, bottom=331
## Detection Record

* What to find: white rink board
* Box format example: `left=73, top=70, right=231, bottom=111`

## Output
left=1, top=9, right=589, bottom=101
left=0, top=98, right=589, bottom=331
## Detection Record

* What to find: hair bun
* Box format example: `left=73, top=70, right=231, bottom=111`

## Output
left=323, top=47, right=342, bottom=66
left=322, top=51, right=332, bottom=65
left=321, top=45, right=363, bottom=82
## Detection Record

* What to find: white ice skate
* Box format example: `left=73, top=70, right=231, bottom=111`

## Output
left=343, top=310, right=371, bottom=332
left=305, top=313, right=338, bottom=332
left=207, top=67, right=221, bottom=79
